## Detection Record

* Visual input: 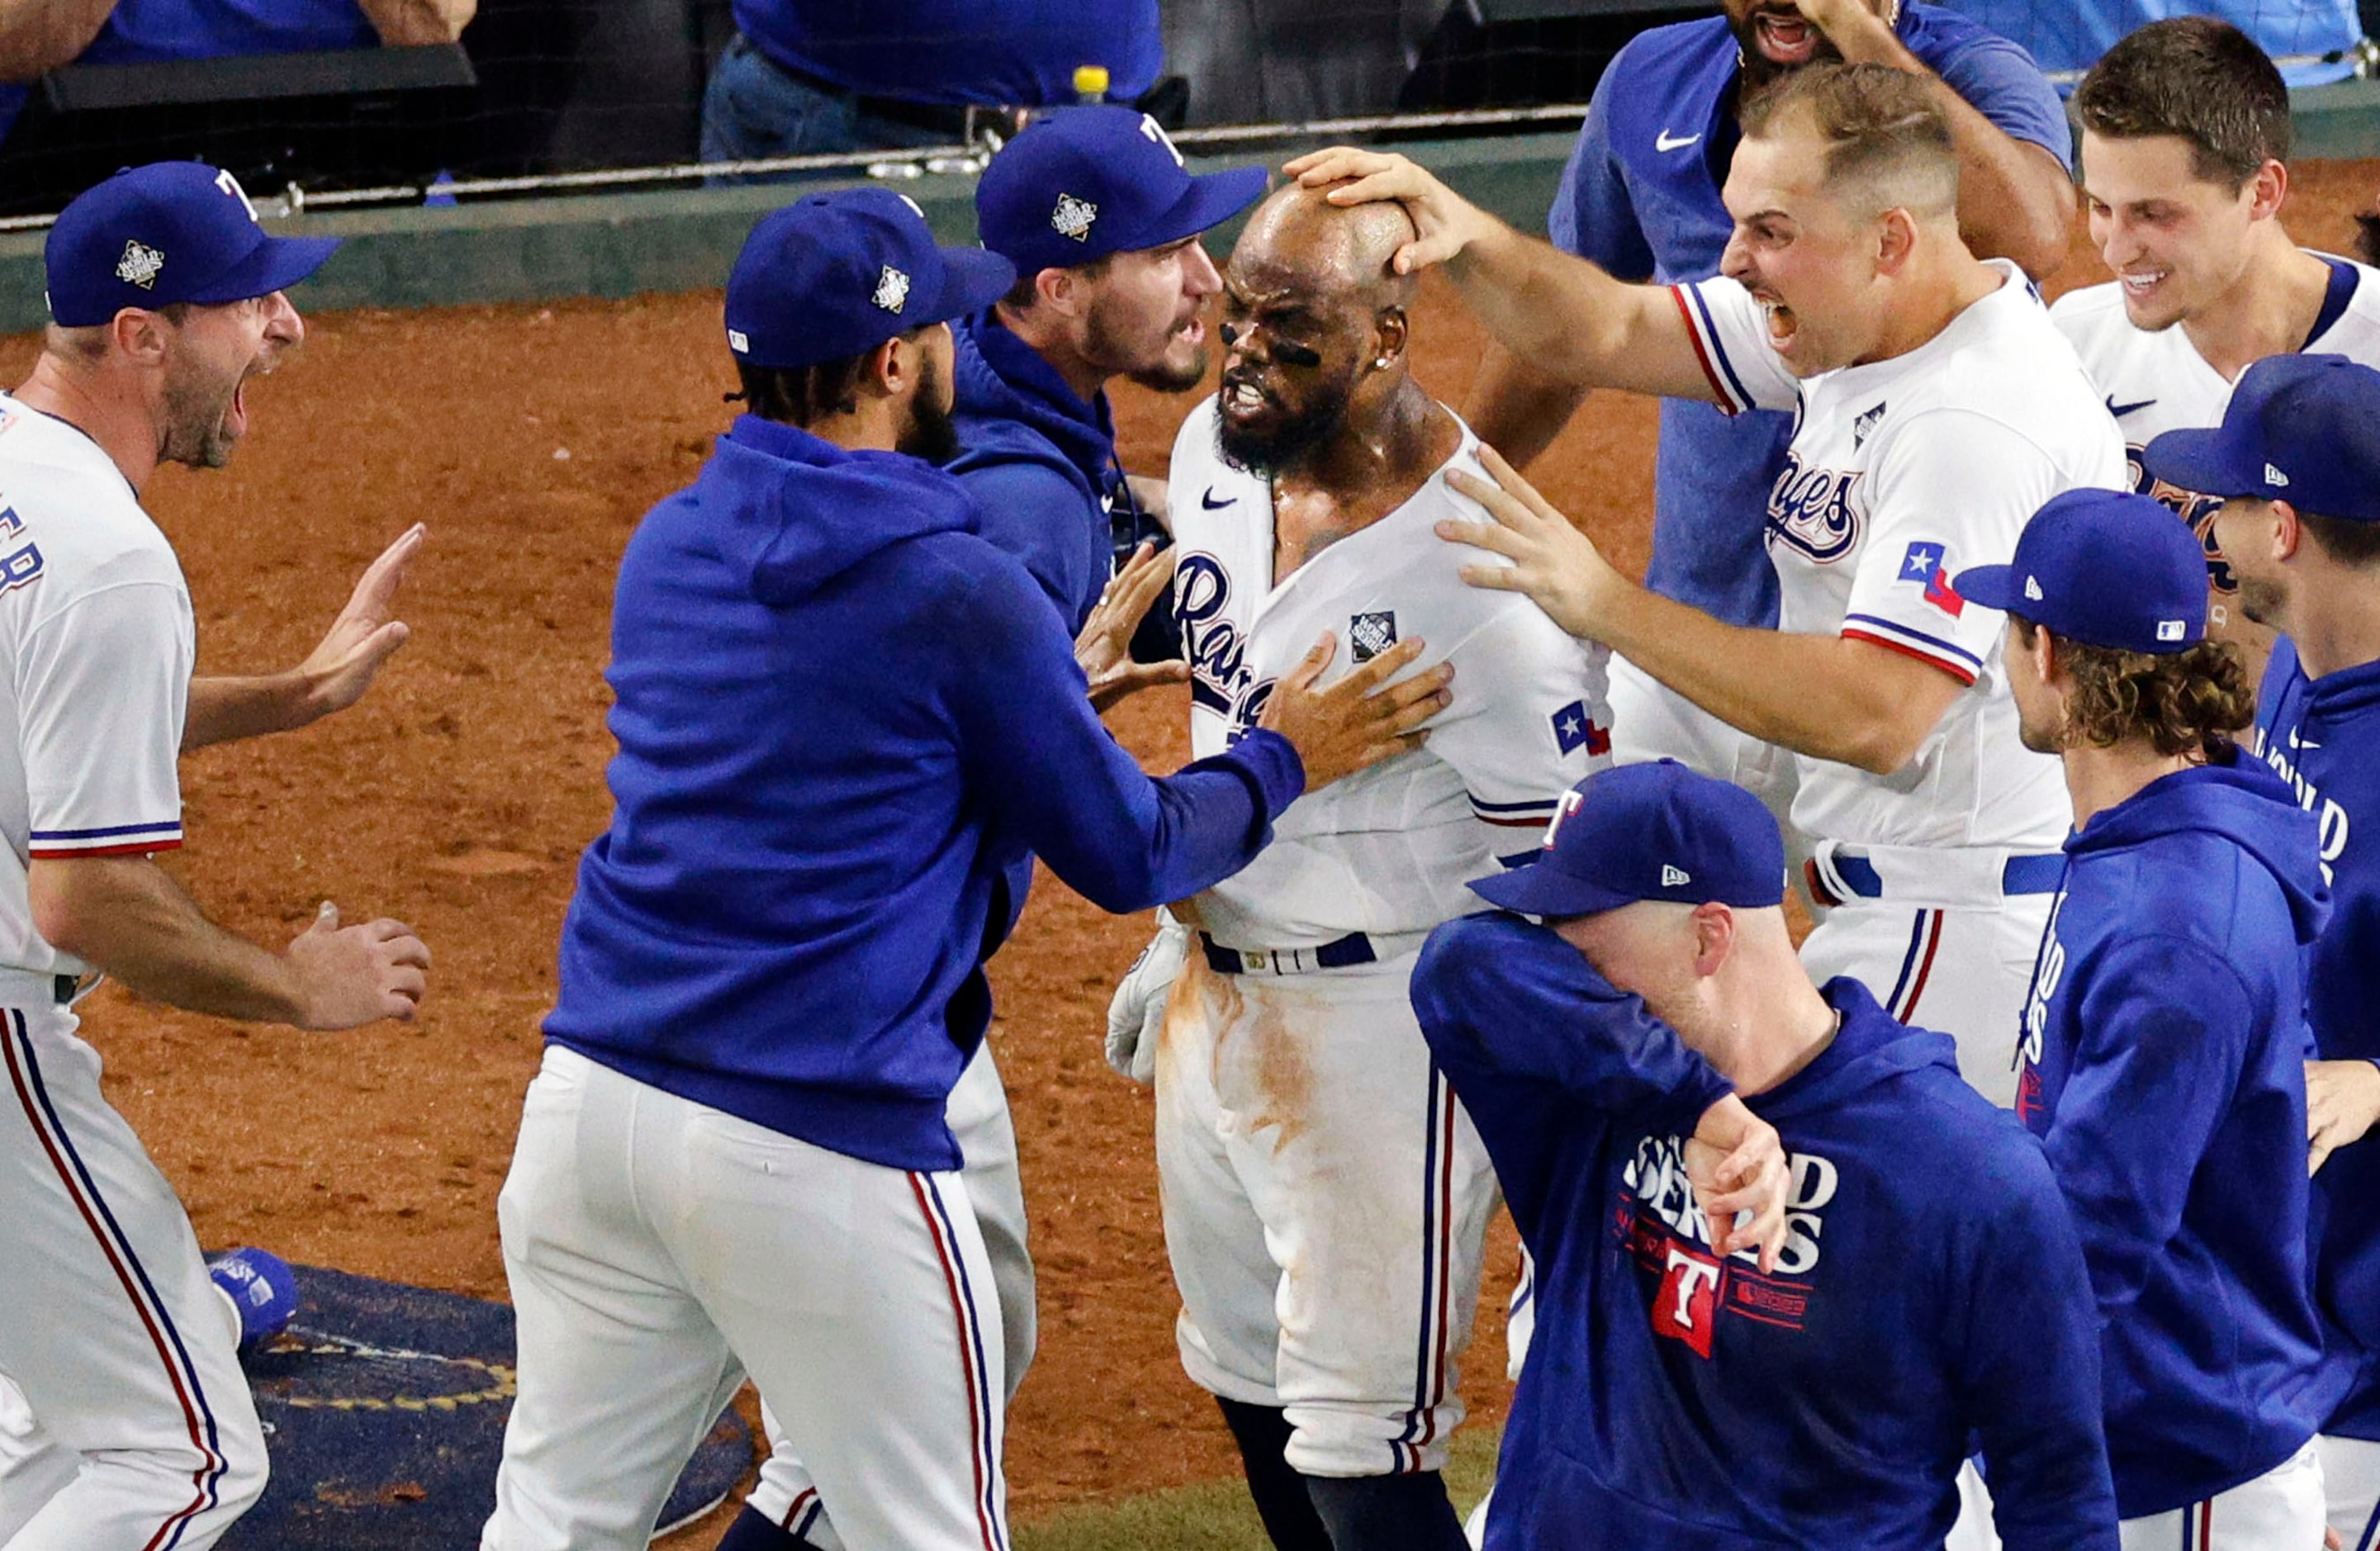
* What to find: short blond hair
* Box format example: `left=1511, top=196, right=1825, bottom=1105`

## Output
left=1741, top=62, right=1958, bottom=221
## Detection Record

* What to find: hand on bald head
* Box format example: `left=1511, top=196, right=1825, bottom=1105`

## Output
left=1231, top=181, right=1420, bottom=319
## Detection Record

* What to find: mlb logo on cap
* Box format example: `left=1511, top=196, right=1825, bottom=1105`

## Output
left=1952, top=489, right=2207, bottom=655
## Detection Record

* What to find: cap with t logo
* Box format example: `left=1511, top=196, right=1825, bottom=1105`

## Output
left=2138, top=353, right=2380, bottom=524
left=1469, top=761, right=1786, bottom=919
left=45, top=162, right=340, bottom=326
left=976, top=106, right=1265, bottom=279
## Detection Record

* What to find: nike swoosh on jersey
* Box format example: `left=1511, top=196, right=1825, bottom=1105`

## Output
left=1202, top=488, right=1235, bottom=510
left=1656, top=130, right=1701, bottom=152
left=2105, top=396, right=2157, bottom=418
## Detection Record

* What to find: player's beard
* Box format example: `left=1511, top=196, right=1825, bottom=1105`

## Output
left=898, top=352, right=961, bottom=465
left=1083, top=291, right=1209, bottom=396
left=1214, top=372, right=1356, bottom=478
left=159, top=356, right=241, bottom=470
left=1732, top=6, right=1845, bottom=92
left=2233, top=574, right=2286, bottom=630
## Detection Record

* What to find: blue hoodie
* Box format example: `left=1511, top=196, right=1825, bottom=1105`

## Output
left=2256, top=637, right=2380, bottom=1439
left=544, top=416, right=1302, bottom=1173
left=1412, top=913, right=2117, bottom=1551
left=2015, top=749, right=2340, bottom=1515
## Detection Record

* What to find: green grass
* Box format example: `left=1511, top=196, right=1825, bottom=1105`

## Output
left=1014, top=1428, right=1502, bottom=1551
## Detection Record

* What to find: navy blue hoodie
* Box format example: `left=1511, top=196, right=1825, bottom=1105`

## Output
left=2015, top=750, right=2340, bottom=1515
left=545, top=416, right=1301, bottom=1173
left=2256, top=637, right=2380, bottom=1439
left=1412, top=913, right=2117, bottom=1551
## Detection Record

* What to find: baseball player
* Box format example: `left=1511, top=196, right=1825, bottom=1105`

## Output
left=1465, top=0, right=2069, bottom=860
left=1293, top=62, right=2126, bottom=1106
left=1956, top=487, right=2335, bottom=1547
left=0, top=162, right=431, bottom=1549
left=724, top=108, right=1263, bottom=1551
left=2050, top=17, right=2380, bottom=680
left=1412, top=762, right=2119, bottom=1550
left=1100, top=182, right=1611, bottom=1549
left=482, top=188, right=1448, bottom=1551
left=2137, top=356, right=2380, bottom=1549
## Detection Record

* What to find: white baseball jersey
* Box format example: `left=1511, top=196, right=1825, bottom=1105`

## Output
left=0, top=394, right=193, bottom=978
left=2052, top=255, right=2380, bottom=593
left=1675, top=260, right=2126, bottom=853
left=1168, top=401, right=1610, bottom=948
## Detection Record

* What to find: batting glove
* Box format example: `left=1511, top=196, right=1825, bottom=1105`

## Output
left=1106, top=909, right=1190, bottom=1085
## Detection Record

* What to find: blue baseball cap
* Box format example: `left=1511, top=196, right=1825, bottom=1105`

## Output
left=976, top=107, right=1265, bottom=280
left=1470, top=761, right=1786, bottom=919
left=2139, top=353, right=2380, bottom=524
left=725, top=188, right=1015, bottom=371
left=1953, top=488, right=2207, bottom=654
left=46, top=162, right=339, bottom=327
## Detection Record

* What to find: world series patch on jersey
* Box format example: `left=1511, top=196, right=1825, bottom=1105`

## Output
left=1167, top=401, right=1611, bottom=950
left=1673, top=260, right=2127, bottom=854
left=2051, top=255, right=2380, bottom=596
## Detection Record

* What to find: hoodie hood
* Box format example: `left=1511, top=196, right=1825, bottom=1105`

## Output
left=948, top=309, right=1117, bottom=500
left=699, top=415, right=978, bottom=606
left=2069, top=745, right=2330, bottom=946
left=2303, top=648, right=2380, bottom=730
left=1755, top=978, right=1959, bottom=1122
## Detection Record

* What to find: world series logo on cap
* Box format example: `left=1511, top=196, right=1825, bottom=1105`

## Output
left=1051, top=193, right=1098, bottom=243
left=872, top=265, right=910, bottom=314
left=115, top=240, right=165, bottom=290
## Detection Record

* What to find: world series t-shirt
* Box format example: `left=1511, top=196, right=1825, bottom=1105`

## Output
left=1672, top=260, right=2126, bottom=852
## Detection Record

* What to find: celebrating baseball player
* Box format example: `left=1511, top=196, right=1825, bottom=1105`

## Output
left=1411, top=762, right=2119, bottom=1549
left=1098, top=181, right=1611, bottom=1549
left=1465, top=0, right=2069, bottom=860
left=2138, top=355, right=2380, bottom=1549
left=1292, top=62, right=2125, bottom=1104
left=724, top=107, right=1264, bottom=1551
left=0, top=162, right=432, bottom=1550
left=2052, top=18, right=2380, bottom=679
left=481, top=188, right=1449, bottom=1551
left=1955, top=488, right=2335, bottom=1548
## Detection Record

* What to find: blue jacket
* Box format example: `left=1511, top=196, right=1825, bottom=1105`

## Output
left=2016, top=751, right=2340, bottom=1514
left=2256, top=637, right=2380, bottom=1439
left=730, top=0, right=1160, bottom=108
left=545, top=416, right=1301, bottom=1173
left=1548, top=4, right=2067, bottom=628
left=1413, top=913, right=2117, bottom=1551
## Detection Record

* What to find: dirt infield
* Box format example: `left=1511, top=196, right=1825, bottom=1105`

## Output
left=21, top=160, right=2377, bottom=1543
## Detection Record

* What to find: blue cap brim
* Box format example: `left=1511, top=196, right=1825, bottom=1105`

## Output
left=921, top=246, right=1017, bottom=326
left=1468, top=861, right=1638, bottom=918
left=1950, top=562, right=2023, bottom=614
left=185, top=234, right=342, bottom=306
left=2138, top=426, right=2245, bottom=500
left=1139, top=165, right=1268, bottom=250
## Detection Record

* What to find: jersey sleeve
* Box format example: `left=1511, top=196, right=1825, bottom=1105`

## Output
left=1548, top=77, right=1657, bottom=277
left=1842, top=408, right=2074, bottom=685
left=1932, top=32, right=2074, bottom=169
left=1428, top=597, right=1607, bottom=863
left=1670, top=277, right=1799, bottom=415
left=20, top=582, right=190, bottom=858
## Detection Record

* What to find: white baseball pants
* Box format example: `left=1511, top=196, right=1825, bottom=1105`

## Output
left=1156, top=950, right=1497, bottom=1478
left=481, top=1045, right=1008, bottom=1551
left=2118, top=1440, right=2325, bottom=1549
left=2321, top=1434, right=2380, bottom=1550
left=740, top=1041, right=1034, bottom=1548
left=0, top=1003, right=268, bottom=1551
left=1799, top=885, right=2054, bottom=1110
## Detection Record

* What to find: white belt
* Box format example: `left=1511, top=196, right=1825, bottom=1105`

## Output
left=1807, top=839, right=2065, bottom=911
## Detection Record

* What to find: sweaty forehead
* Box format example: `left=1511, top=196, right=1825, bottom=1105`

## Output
left=1720, top=129, right=1830, bottom=224
left=1223, top=184, right=1415, bottom=313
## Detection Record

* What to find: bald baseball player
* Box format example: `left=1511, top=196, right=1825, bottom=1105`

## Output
left=0, top=162, right=431, bottom=1550
left=1960, top=488, right=2334, bottom=1546
left=2052, top=18, right=2380, bottom=684
left=723, top=106, right=1263, bottom=1551
left=1411, top=761, right=2118, bottom=1550
left=484, top=188, right=1449, bottom=1551
left=1101, top=182, right=1612, bottom=1549
left=2138, top=355, right=2380, bottom=1549
left=1292, top=63, right=2124, bottom=1105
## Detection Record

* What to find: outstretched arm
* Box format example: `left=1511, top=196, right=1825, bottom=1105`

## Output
left=1283, top=148, right=1721, bottom=404
left=184, top=524, right=423, bottom=751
